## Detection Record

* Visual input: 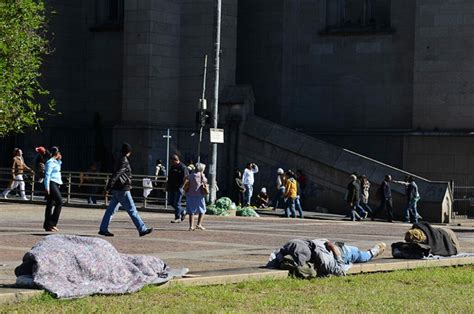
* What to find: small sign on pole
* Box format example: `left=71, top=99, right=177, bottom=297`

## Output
left=210, top=128, right=224, bottom=144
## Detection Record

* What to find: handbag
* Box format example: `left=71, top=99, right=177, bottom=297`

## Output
left=200, top=173, right=209, bottom=195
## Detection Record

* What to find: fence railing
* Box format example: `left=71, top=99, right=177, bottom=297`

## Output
left=452, top=184, right=474, bottom=219
left=0, top=167, right=168, bottom=210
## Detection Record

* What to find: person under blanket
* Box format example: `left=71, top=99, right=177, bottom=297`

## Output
left=267, top=239, right=386, bottom=278
left=392, top=222, right=460, bottom=258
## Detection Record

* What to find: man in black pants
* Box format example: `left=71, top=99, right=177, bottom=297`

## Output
left=167, top=155, right=189, bottom=223
left=374, top=175, right=394, bottom=222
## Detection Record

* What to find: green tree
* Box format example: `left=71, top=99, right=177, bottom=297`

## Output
left=0, top=0, right=53, bottom=136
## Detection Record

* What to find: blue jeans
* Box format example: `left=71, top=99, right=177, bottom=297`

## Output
left=272, top=187, right=284, bottom=209
left=342, top=245, right=373, bottom=264
left=100, top=190, right=147, bottom=232
left=168, top=190, right=185, bottom=219
left=360, top=202, right=373, bottom=214
left=295, top=197, right=304, bottom=218
left=243, top=184, right=253, bottom=206
left=349, top=201, right=367, bottom=220
left=285, top=198, right=296, bottom=218
left=404, top=198, right=420, bottom=223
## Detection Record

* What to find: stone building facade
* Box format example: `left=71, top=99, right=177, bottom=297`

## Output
left=2, top=0, right=474, bottom=190
left=237, top=0, right=474, bottom=184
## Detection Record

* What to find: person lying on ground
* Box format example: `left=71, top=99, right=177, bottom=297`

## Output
left=267, top=238, right=386, bottom=278
left=392, top=221, right=460, bottom=258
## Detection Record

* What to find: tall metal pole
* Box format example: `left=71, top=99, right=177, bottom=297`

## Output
left=209, top=0, right=221, bottom=203
left=197, top=55, right=208, bottom=164
left=163, top=128, right=171, bottom=209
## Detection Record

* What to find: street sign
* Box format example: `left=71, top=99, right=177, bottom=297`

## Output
left=210, top=128, right=224, bottom=143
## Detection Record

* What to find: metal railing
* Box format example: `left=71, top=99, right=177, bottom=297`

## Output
left=0, top=167, right=168, bottom=210
left=452, top=184, right=474, bottom=219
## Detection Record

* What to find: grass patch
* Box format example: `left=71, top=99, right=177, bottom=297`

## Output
left=1, top=266, right=473, bottom=313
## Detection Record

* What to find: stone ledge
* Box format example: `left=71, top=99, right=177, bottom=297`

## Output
left=1, top=257, right=472, bottom=304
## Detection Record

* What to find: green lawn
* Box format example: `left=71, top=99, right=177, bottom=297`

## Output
left=2, top=266, right=473, bottom=313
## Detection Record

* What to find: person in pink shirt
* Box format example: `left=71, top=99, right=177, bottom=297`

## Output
left=184, top=163, right=208, bottom=231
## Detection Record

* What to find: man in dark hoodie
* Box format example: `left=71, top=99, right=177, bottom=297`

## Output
left=98, top=143, right=153, bottom=237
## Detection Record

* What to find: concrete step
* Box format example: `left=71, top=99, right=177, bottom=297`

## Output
left=1, top=257, right=472, bottom=304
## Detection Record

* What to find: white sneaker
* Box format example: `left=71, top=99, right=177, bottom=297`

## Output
left=370, top=242, right=386, bottom=258
left=2, top=194, right=7, bottom=199
left=21, top=197, right=29, bottom=201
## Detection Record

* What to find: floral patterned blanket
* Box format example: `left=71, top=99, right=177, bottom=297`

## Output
left=15, top=234, right=188, bottom=299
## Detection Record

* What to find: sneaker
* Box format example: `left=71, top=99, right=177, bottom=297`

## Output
left=2, top=194, right=7, bottom=199
left=180, top=213, right=187, bottom=221
left=363, top=212, right=368, bottom=219
left=21, top=197, right=28, bottom=201
left=370, top=242, right=386, bottom=258
left=139, top=228, right=153, bottom=237
left=188, top=227, right=195, bottom=231
left=195, top=225, right=206, bottom=230
left=170, top=219, right=181, bottom=223
left=98, top=230, right=114, bottom=237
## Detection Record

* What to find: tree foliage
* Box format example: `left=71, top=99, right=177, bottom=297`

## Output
left=0, top=0, right=53, bottom=137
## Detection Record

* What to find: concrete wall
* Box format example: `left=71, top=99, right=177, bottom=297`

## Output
left=236, top=0, right=284, bottom=122
left=237, top=0, right=416, bottom=132
left=414, top=0, right=474, bottom=129
left=237, top=115, right=451, bottom=223
left=403, top=135, right=474, bottom=185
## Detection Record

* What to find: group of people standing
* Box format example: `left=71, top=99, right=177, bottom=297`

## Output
left=230, top=164, right=305, bottom=219
left=346, top=174, right=421, bottom=223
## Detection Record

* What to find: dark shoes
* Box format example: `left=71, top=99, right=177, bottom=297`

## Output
left=139, top=228, right=153, bottom=237
left=98, top=230, right=114, bottom=237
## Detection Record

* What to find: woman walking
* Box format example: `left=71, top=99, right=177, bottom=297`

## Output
left=359, top=175, right=373, bottom=217
left=1, top=148, right=33, bottom=200
left=98, top=143, right=153, bottom=237
left=43, top=146, right=63, bottom=231
left=185, top=163, right=208, bottom=231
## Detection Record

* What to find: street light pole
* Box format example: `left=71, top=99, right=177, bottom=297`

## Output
left=209, top=0, right=222, bottom=203
left=163, top=128, right=171, bottom=209
left=197, top=55, right=208, bottom=164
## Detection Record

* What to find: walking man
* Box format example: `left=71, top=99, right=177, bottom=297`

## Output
left=1, top=148, right=33, bottom=200
left=394, top=176, right=421, bottom=223
left=98, top=143, right=153, bottom=237
left=374, top=175, right=394, bottom=222
left=346, top=174, right=367, bottom=221
left=242, top=162, right=259, bottom=206
left=167, top=155, right=189, bottom=223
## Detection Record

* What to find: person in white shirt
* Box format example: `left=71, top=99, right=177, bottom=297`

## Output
left=242, top=162, right=259, bottom=206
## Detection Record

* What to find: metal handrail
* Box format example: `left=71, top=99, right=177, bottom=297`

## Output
left=0, top=167, right=168, bottom=209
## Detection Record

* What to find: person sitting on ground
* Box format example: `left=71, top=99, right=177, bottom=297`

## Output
left=256, top=187, right=270, bottom=208
left=267, top=238, right=386, bottom=278
left=392, top=221, right=460, bottom=258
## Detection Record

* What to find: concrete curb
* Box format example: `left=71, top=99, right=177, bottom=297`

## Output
left=1, top=257, right=472, bottom=305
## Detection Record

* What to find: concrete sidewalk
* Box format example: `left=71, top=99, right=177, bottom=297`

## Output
left=0, top=202, right=473, bottom=304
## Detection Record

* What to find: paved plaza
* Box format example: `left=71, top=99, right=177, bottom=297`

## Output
left=1, top=201, right=473, bottom=289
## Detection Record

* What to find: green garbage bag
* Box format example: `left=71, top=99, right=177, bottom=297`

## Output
left=236, top=206, right=260, bottom=217
left=215, top=197, right=232, bottom=211
left=206, top=204, right=229, bottom=216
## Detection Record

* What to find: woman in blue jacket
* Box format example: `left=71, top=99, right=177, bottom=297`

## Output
left=43, top=146, right=63, bottom=231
